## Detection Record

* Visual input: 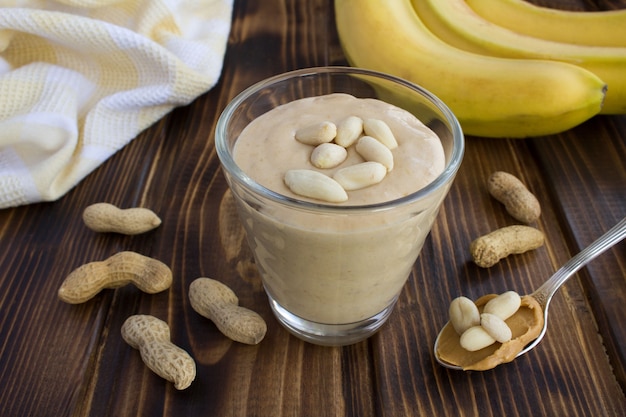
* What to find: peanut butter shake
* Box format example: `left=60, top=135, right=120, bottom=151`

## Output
left=216, top=68, right=463, bottom=345
left=230, top=93, right=445, bottom=325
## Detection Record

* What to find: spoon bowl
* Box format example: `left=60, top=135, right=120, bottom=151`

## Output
left=434, top=217, right=626, bottom=371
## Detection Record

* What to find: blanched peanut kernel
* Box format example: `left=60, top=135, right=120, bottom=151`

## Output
left=483, top=291, right=521, bottom=321
left=333, top=162, right=387, bottom=191
left=295, top=121, right=337, bottom=145
left=284, top=169, right=348, bottom=203
left=356, top=136, right=394, bottom=171
left=480, top=313, right=512, bottom=343
left=449, top=296, right=480, bottom=335
left=363, top=118, right=398, bottom=149
left=335, top=116, right=363, bottom=148
left=311, top=143, right=348, bottom=169
left=460, top=326, right=496, bottom=352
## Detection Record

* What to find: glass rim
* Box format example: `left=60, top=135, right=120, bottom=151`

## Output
left=215, top=66, right=464, bottom=213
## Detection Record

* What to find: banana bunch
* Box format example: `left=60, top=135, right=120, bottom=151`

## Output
left=413, top=0, right=626, bottom=114
left=334, top=0, right=625, bottom=138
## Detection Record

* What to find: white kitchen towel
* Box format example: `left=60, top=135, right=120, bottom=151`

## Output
left=0, top=0, right=233, bottom=208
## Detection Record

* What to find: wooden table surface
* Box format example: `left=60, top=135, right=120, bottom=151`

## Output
left=1, top=0, right=625, bottom=416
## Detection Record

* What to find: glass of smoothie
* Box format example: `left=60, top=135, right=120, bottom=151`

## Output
left=215, top=67, right=464, bottom=346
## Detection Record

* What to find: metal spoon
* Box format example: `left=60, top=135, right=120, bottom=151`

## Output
left=434, top=216, right=626, bottom=370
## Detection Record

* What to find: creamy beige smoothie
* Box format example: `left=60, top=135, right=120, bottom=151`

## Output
left=231, top=93, right=446, bottom=325
left=234, top=94, right=444, bottom=205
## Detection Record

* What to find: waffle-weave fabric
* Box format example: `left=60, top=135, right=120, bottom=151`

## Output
left=0, top=0, right=233, bottom=208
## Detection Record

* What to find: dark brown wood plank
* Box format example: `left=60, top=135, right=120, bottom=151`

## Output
left=529, top=115, right=626, bottom=387
left=0, top=0, right=624, bottom=416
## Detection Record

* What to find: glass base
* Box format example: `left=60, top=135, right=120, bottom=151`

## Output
left=267, top=294, right=398, bottom=346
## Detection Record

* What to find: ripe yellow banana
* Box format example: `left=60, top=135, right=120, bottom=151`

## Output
left=466, top=0, right=626, bottom=48
left=412, top=0, right=626, bottom=114
left=334, top=0, right=606, bottom=138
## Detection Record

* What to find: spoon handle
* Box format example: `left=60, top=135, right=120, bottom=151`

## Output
left=532, top=217, right=626, bottom=308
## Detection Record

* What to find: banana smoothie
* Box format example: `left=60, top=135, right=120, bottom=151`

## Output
left=231, top=93, right=446, bottom=327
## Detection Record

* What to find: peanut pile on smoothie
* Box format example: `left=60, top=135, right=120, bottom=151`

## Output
left=231, top=93, right=447, bottom=326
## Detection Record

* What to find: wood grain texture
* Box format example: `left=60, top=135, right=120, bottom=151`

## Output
left=0, top=0, right=625, bottom=416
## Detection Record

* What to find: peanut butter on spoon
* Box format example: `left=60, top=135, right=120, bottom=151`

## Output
left=436, top=294, right=543, bottom=371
